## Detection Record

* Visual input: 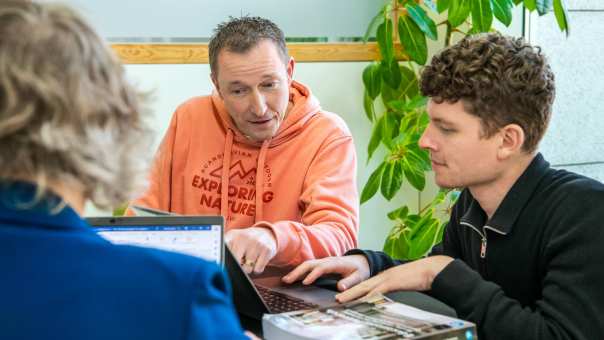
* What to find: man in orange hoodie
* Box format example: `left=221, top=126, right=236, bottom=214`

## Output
left=131, top=16, right=359, bottom=274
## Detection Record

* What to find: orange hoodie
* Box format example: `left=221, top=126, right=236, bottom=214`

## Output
left=131, top=81, right=358, bottom=266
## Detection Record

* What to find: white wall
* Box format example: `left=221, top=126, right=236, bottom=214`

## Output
left=528, top=0, right=604, bottom=182
left=61, top=0, right=383, bottom=41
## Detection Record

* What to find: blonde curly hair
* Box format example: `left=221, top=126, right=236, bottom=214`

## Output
left=0, top=0, right=152, bottom=209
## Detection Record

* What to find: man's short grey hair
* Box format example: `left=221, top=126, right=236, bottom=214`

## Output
left=0, top=0, right=152, bottom=209
left=208, top=16, right=289, bottom=76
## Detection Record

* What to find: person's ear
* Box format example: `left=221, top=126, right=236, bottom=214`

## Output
left=497, top=124, right=525, bottom=159
left=286, top=57, right=295, bottom=84
left=211, top=73, right=222, bottom=98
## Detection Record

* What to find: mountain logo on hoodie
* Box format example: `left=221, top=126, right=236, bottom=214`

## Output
left=209, top=160, right=255, bottom=181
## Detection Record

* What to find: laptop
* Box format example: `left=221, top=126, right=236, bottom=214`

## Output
left=87, top=214, right=337, bottom=320
left=87, top=215, right=224, bottom=266
left=225, top=246, right=339, bottom=320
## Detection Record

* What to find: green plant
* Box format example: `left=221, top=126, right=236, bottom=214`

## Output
left=361, top=0, right=569, bottom=260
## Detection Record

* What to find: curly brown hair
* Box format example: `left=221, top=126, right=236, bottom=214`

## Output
left=420, top=32, right=555, bottom=153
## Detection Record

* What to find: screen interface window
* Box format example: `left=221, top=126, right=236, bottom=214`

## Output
left=97, top=225, right=221, bottom=264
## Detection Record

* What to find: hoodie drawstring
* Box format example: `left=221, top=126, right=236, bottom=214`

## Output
left=220, top=129, right=234, bottom=221
left=254, top=140, right=270, bottom=223
left=221, top=129, right=269, bottom=224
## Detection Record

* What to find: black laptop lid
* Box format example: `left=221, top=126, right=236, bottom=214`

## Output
left=225, top=246, right=270, bottom=319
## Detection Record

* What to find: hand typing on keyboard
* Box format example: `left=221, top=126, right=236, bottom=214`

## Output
left=282, top=255, right=370, bottom=292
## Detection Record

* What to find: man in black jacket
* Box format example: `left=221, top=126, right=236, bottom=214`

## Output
left=283, top=32, right=604, bottom=340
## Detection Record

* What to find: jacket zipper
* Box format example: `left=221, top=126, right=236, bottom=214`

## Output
left=480, top=237, right=487, bottom=258
left=460, top=221, right=487, bottom=259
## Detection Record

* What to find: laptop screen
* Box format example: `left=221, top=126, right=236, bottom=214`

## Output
left=88, top=216, right=224, bottom=265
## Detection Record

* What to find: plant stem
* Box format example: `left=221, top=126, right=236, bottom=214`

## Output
left=392, top=0, right=399, bottom=41
left=445, top=21, right=452, bottom=47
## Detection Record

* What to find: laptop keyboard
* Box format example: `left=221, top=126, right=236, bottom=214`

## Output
left=256, top=285, right=318, bottom=313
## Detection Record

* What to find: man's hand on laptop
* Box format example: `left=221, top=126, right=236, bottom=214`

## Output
left=282, top=255, right=370, bottom=292
left=334, top=255, right=454, bottom=303
left=225, top=227, right=277, bottom=274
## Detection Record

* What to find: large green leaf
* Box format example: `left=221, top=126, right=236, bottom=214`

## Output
left=381, top=161, right=404, bottom=200
left=524, top=0, right=537, bottom=11
left=383, top=233, right=399, bottom=258
left=433, top=190, right=448, bottom=205
left=381, top=82, right=399, bottom=109
left=381, top=111, right=399, bottom=150
left=361, top=162, right=386, bottom=204
left=383, top=192, right=454, bottom=260
left=387, top=99, right=408, bottom=114
left=408, top=209, right=435, bottom=239
left=376, top=20, right=394, bottom=62
left=399, top=113, right=416, bottom=134
left=406, top=3, right=438, bottom=40
left=398, top=16, right=428, bottom=65
left=362, top=63, right=382, bottom=100
left=553, top=0, right=569, bottom=35
left=436, top=221, right=448, bottom=244
left=396, top=233, right=413, bottom=259
left=536, top=0, right=553, bottom=15
left=363, top=90, right=375, bottom=122
left=402, top=155, right=426, bottom=191
left=492, top=0, right=513, bottom=26
left=448, top=0, right=471, bottom=27
left=408, top=219, right=440, bottom=259
left=391, top=130, right=409, bottom=147
left=408, top=95, right=428, bottom=111
left=512, top=0, right=523, bottom=4
left=399, top=66, right=420, bottom=99
left=395, top=95, right=428, bottom=113
left=438, top=0, right=451, bottom=12
left=363, top=11, right=386, bottom=42
left=408, top=144, right=431, bottom=170
left=406, top=214, right=421, bottom=225
left=388, top=206, right=409, bottom=221
left=381, top=59, right=402, bottom=89
left=381, top=66, right=419, bottom=108
left=472, top=0, right=493, bottom=32
left=418, top=110, right=430, bottom=127
left=383, top=225, right=409, bottom=259
left=367, top=115, right=384, bottom=161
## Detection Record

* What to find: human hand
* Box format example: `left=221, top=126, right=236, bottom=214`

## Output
left=225, top=227, right=277, bottom=274
left=244, top=330, right=261, bottom=340
left=282, top=255, right=371, bottom=292
left=335, top=255, right=454, bottom=303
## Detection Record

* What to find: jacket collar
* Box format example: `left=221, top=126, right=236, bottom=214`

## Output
left=0, top=181, right=89, bottom=232
left=460, top=153, right=550, bottom=235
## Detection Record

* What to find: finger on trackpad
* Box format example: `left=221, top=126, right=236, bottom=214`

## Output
left=312, top=274, right=342, bottom=291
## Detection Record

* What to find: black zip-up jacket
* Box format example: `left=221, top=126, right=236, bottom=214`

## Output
left=348, top=154, right=604, bottom=339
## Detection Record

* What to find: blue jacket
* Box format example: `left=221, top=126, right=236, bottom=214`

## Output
left=0, top=182, right=246, bottom=340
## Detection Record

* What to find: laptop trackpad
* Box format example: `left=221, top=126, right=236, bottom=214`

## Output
left=271, top=283, right=337, bottom=306
left=252, top=276, right=337, bottom=307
